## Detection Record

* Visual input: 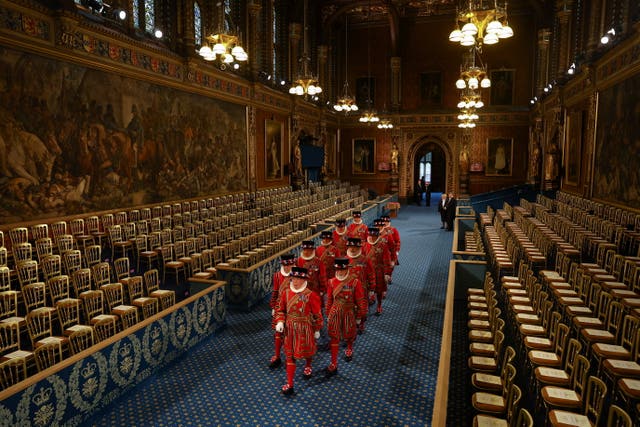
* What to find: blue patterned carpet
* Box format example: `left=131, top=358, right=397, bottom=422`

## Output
left=83, top=199, right=453, bottom=427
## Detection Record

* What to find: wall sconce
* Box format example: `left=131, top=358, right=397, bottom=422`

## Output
left=600, top=28, right=616, bottom=44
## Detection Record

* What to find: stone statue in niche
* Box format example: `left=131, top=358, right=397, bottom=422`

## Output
left=544, top=128, right=561, bottom=182
left=390, top=143, right=399, bottom=173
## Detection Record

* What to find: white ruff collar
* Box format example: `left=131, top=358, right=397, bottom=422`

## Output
left=291, top=281, right=307, bottom=293
left=336, top=271, right=349, bottom=281
left=335, top=228, right=346, bottom=235
left=301, top=253, right=315, bottom=261
left=353, top=219, right=362, bottom=224
left=367, top=237, right=379, bottom=245
left=347, top=248, right=361, bottom=258
left=280, top=267, right=291, bottom=276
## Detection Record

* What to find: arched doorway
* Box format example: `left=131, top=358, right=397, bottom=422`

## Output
left=415, top=142, right=446, bottom=192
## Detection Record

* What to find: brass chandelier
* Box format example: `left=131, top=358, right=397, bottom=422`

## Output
left=456, top=48, right=491, bottom=90
left=198, top=4, right=247, bottom=65
left=289, top=0, right=322, bottom=97
left=334, top=15, right=358, bottom=112
left=448, top=0, right=514, bottom=47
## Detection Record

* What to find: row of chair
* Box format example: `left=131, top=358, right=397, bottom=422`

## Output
left=480, top=202, right=639, bottom=425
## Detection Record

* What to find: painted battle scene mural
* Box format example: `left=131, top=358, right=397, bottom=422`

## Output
left=0, top=46, right=247, bottom=224
left=594, top=72, right=640, bottom=209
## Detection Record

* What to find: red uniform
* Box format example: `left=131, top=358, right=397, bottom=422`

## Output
left=270, top=268, right=292, bottom=329
left=333, top=228, right=348, bottom=254
left=316, top=243, right=341, bottom=284
left=326, top=273, right=367, bottom=341
left=347, top=221, right=369, bottom=242
left=276, top=287, right=323, bottom=360
left=297, top=255, right=327, bottom=296
left=269, top=266, right=292, bottom=367
left=381, top=225, right=400, bottom=265
left=363, top=237, right=393, bottom=296
left=347, top=251, right=375, bottom=296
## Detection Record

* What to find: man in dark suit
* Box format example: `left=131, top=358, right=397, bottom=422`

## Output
left=438, top=193, right=447, bottom=229
left=445, top=192, right=457, bottom=232
left=424, top=181, right=431, bottom=206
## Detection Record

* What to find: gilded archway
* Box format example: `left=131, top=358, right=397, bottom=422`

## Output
left=402, top=134, right=456, bottom=200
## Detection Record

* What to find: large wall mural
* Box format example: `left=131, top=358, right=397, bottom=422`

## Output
left=0, top=46, right=247, bottom=224
left=594, top=72, right=640, bottom=209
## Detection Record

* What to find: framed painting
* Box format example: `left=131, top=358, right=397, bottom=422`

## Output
left=352, top=138, right=376, bottom=174
left=324, top=132, right=337, bottom=175
left=564, top=110, right=583, bottom=185
left=485, top=138, right=513, bottom=176
left=420, top=71, right=442, bottom=106
left=490, top=69, right=514, bottom=105
left=265, top=119, right=283, bottom=180
left=356, top=77, right=375, bottom=107
left=594, top=74, right=640, bottom=208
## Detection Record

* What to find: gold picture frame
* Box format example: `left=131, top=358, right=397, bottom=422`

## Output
left=352, top=138, right=376, bottom=174
left=485, top=138, right=513, bottom=176
left=265, top=119, right=283, bottom=180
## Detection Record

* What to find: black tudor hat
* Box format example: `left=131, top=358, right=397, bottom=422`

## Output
left=335, top=218, right=347, bottom=226
left=301, top=240, right=315, bottom=249
left=368, top=227, right=379, bottom=235
left=347, top=237, right=362, bottom=247
left=352, top=210, right=362, bottom=217
left=334, top=257, right=350, bottom=269
left=381, top=214, right=391, bottom=221
left=374, top=218, right=385, bottom=226
left=280, top=253, right=296, bottom=265
left=320, top=231, right=333, bottom=239
left=291, top=266, right=309, bottom=278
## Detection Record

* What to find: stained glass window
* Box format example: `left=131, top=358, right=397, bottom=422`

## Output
left=144, top=0, right=155, bottom=34
left=194, top=2, right=202, bottom=46
left=132, top=1, right=140, bottom=28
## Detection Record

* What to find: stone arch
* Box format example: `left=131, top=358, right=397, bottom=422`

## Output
left=405, top=135, right=455, bottom=199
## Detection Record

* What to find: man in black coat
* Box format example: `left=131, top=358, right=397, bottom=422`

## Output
left=445, top=192, right=457, bottom=231
left=438, top=193, right=448, bottom=229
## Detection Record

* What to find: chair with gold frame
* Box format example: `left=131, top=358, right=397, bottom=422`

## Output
left=8, top=227, right=28, bottom=248
left=79, top=290, right=106, bottom=324
left=84, top=244, right=102, bottom=269
left=0, top=358, right=28, bottom=390
left=113, top=257, right=130, bottom=281
left=125, top=276, right=158, bottom=320
left=93, top=316, right=117, bottom=342
left=56, top=234, right=75, bottom=256
left=101, top=282, right=138, bottom=330
left=68, top=327, right=94, bottom=355
left=50, top=220, right=68, bottom=246
left=13, top=242, right=33, bottom=266
left=16, top=259, right=38, bottom=289
left=55, top=298, right=91, bottom=336
left=0, top=290, right=24, bottom=328
left=30, top=223, right=49, bottom=242
left=69, top=218, right=94, bottom=252
left=22, top=282, right=49, bottom=313
left=26, top=307, right=67, bottom=351
left=41, top=254, right=62, bottom=283
left=108, top=225, right=133, bottom=261
left=548, top=376, right=607, bottom=427
left=91, top=262, right=112, bottom=289
left=33, top=341, right=63, bottom=372
left=0, top=248, right=7, bottom=270
left=63, top=249, right=83, bottom=277
left=144, top=269, right=175, bottom=310
left=71, top=268, right=92, bottom=297
left=35, top=237, right=54, bottom=263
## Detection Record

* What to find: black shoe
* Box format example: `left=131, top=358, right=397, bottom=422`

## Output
left=269, top=357, right=282, bottom=369
left=281, top=384, right=295, bottom=395
left=325, top=365, right=338, bottom=377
